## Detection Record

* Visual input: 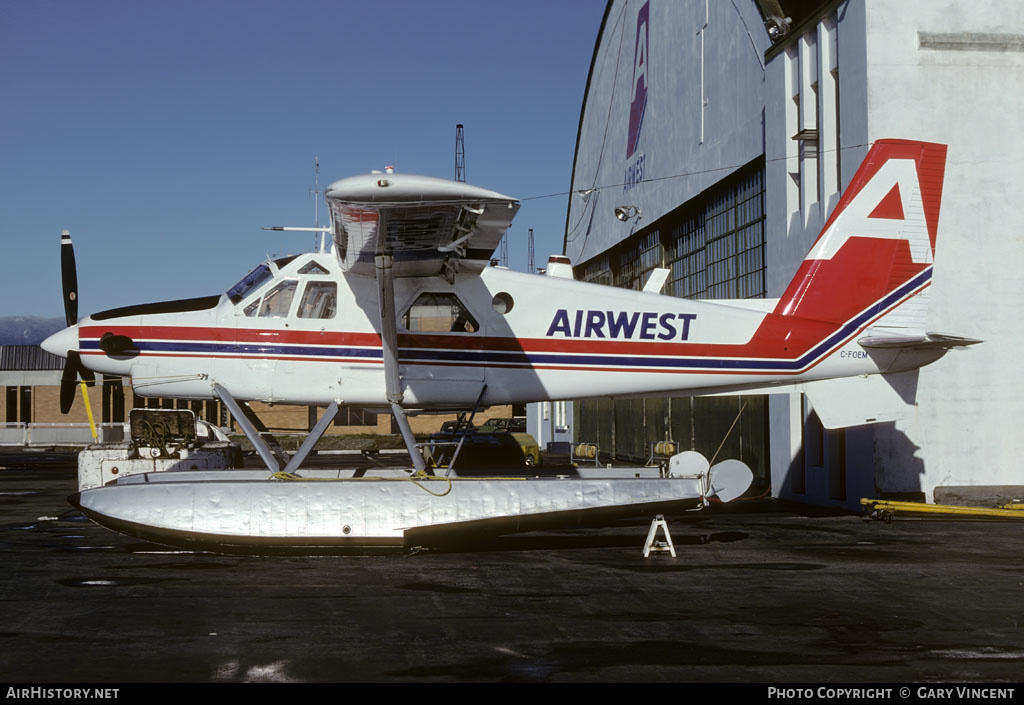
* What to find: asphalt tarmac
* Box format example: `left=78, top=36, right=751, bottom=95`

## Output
left=1, top=449, right=1022, bottom=683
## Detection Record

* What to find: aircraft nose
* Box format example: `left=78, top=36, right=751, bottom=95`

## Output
left=41, top=324, right=79, bottom=358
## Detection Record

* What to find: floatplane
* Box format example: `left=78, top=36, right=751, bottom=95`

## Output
left=42, top=139, right=978, bottom=551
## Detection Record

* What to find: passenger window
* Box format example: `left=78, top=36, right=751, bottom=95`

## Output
left=258, top=280, right=298, bottom=318
left=298, top=281, right=337, bottom=319
left=403, top=293, right=478, bottom=333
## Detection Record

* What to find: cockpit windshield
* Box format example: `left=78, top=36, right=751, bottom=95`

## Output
left=227, top=264, right=272, bottom=304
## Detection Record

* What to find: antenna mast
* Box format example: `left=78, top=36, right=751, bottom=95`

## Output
left=311, top=156, right=325, bottom=252
left=454, top=124, right=466, bottom=183
left=528, top=228, right=535, bottom=273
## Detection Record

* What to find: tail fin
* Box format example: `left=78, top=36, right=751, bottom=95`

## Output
left=776, top=140, right=947, bottom=331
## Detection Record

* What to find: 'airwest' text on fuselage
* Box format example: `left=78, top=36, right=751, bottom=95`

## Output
left=545, top=310, right=697, bottom=340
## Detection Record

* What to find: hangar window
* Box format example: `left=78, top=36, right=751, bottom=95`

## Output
left=613, top=232, right=662, bottom=291
left=615, top=244, right=642, bottom=290
left=580, top=256, right=612, bottom=285
left=403, top=293, right=478, bottom=333
left=574, top=161, right=765, bottom=301
left=669, top=215, right=706, bottom=297
left=667, top=164, right=765, bottom=299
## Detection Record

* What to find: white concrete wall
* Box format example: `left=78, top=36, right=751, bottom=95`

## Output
left=768, top=0, right=1024, bottom=505
left=863, top=0, right=1024, bottom=498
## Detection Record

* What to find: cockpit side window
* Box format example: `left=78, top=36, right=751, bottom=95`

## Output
left=257, top=280, right=298, bottom=318
left=227, top=264, right=272, bottom=304
left=402, top=292, right=478, bottom=333
left=297, top=281, right=337, bottom=319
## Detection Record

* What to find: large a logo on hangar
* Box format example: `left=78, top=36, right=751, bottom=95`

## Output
left=626, top=1, right=649, bottom=160
left=623, top=1, right=648, bottom=192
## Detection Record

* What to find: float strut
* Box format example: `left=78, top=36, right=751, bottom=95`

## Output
left=390, top=402, right=427, bottom=474
left=282, top=401, right=340, bottom=474
left=212, top=383, right=282, bottom=473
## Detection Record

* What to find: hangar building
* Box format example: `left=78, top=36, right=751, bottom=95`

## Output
left=564, top=0, right=1024, bottom=507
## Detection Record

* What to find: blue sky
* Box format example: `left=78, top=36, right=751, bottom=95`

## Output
left=0, top=0, right=604, bottom=317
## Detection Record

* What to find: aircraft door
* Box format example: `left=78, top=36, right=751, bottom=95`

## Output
left=234, top=278, right=302, bottom=401
left=267, top=277, right=344, bottom=404
left=397, top=290, right=485, bottom=407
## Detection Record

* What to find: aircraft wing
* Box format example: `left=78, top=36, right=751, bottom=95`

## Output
left=324, top=173, right=520, bottom=279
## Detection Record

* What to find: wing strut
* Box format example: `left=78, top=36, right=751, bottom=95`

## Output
left=375, top=227, right=429, bottom=474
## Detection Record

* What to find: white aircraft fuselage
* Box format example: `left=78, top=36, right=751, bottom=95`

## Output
left=56, top=250, right=907, bottom=411
left=42, top=140, right=973, bottom=427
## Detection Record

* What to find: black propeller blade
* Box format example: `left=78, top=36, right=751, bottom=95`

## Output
left=59, top=351, right=95, bottom=414
left=59, top=365, right=76, bottom=415
left=57, top=230, right=94, bottom=415
left=61, top=229, right=78, bottom=328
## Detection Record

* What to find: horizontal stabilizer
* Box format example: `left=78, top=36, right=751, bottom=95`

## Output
left=858, top=332, right=984, bottom=350
left=857, top=331, right=982, bottom=374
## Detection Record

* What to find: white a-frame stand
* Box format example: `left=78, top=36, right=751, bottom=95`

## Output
left=643, top=514, right=677, bottom=557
